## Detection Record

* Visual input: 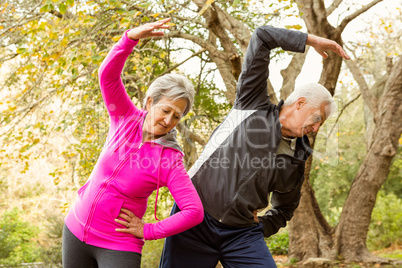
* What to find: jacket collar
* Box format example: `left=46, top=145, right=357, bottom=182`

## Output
left=153, top=128, right=183, bottom=153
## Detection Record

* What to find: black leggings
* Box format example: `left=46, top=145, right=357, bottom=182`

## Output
left=62, top=225, right=141, bottom=268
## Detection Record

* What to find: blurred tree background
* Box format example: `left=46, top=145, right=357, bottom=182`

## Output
left=0, top=0, right=401, bottom=267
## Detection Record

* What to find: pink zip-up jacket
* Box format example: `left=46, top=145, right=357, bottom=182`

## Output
left=65, top=30, right=204, bottom=254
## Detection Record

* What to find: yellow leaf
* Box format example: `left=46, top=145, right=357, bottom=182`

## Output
left=336, top=132, right=340, bottom=137
left=120, top=22, right=130, bottom=29
left=286, top=24, right=302, bottom=30
left=61, top=37, right=68, bottom=47
left=198, top=0, right=215, bottom=15
left=112, top=35, right=120, bottom=42
left=315, top=166, right=319, bottom=170
left=152, top=13, right=159, bottom=18
left=168, top=9, right=175, bottom=14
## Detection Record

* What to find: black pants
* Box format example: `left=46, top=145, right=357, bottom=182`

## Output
left=62, top=224, right=141, bottom=268
left=159, top=203, right=276, bottom=268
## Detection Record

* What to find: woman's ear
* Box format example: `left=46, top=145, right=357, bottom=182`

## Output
left=146, top=97, right=153, bottom=112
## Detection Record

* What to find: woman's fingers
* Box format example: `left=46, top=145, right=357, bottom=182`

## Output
left=127, top=18, right=171, bottom=40
left=118, top=211, right=131, bottom=221
left=115, top=209, right=145, bottom=238
left=115, top=218, right=128, bottom=227
left=120, top=208, right=136, bottom=218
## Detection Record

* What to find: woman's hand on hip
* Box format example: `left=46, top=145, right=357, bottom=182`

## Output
left=115, top=208, right=145, bottom=239
left=127, top=18, right=171, bottom=40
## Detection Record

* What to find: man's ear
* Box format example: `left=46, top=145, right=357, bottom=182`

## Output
left=296, top=97, right=307, bottom=110
left=146, top=97, right=153, bottom=111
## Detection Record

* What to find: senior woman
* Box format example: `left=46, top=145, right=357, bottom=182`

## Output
left=62, top=18, right=203, bottom=268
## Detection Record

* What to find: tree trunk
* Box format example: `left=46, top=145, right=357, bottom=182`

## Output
left=288, top=134, right=335, bottom=261
left=289, top=0, right=387, bottom=263
left=335, top=56, right=402, bottom=262
left=290, top=54, right=402, bottom=263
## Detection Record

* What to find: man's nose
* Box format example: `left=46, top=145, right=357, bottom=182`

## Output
left=312, top=122, right=321, bottom=133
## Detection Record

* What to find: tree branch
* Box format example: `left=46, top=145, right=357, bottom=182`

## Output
left=0, top=14, right=43, bottom=42
left=0, top=53, right=19, bottom=63
left=210, top=4, right=251, bottom=54
left=328, top=93, right=361, bottom=138
left=280, top=47, right=310, bottom=100
left=267, top=79, right=279, bottom=105
left=156, top=49, right=206, bottom=78
left=176, top=122, right=207, bottom=146
left=164, top=31, right=219, bottom=56
left=382, top=56, right=402, bottom=103
left=296, top=0, right=329, bottom=35
left=344, top=59, right=378, bottom=116
left=338, top=0, right=383, bottom=32
left=326, top=0, right=343, bottom=17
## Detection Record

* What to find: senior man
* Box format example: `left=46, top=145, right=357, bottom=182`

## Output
left=160, top=24, right=349, bottom=268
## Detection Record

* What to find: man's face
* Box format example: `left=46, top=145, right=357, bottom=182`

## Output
left=286, top=98, right=328, bottom=138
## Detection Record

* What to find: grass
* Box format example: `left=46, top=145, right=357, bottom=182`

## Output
left=274, top=246, right=402, bottom=267
left=374, top=247, right=402, bottom=262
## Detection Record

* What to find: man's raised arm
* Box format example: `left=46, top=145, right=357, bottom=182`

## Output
left=234, top=26, right=350, bottom=111
left=234, top=26, right=307, bottom=110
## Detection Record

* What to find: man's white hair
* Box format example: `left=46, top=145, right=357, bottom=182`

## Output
left=284, top=83, right=336, bottom=116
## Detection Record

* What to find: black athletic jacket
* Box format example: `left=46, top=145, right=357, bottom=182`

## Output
left=189, top=26, right=311, bottom=237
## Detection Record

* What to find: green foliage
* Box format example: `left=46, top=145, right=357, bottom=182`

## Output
left=265, top=229, right=289, bottom=255
left=141, top=239, right=165, bottom=268
left=310, top=90, right=367, bottom=225
left=0, top=208, right=42, bottom=266
left=376, top=249, right=402, bottom=260
left=1, top=0, right=401, bottom=264
left=382, top=145, right=402, bottom=199
left=39, top=216, right=64, bottom=267
left=367, top=192, right=402, bottom=251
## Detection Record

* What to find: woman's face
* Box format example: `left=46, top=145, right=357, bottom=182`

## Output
left=143, top=96, right=188, bottom=139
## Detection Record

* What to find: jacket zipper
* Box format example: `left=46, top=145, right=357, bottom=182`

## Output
left=83, top=145, right=141, bottom=242
left=219, top=169, right=259, bottom=223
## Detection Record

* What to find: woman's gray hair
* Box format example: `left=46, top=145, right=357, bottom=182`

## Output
left=143, top=73, right=195, bottom=116
left=283, top=83, right=337, bottom=116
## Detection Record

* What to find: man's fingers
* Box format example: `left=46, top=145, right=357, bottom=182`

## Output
left=332, top=43, right=350, bottom=60
left=340, top=50, right=350, bottom=60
